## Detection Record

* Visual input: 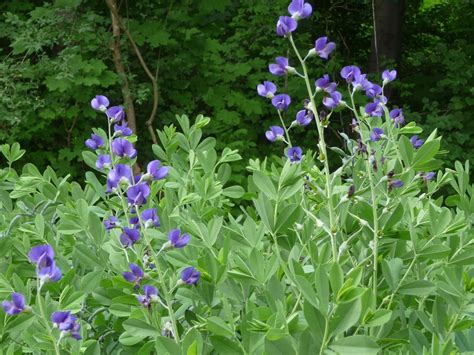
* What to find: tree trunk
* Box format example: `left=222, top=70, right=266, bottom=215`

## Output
left=368, top=0, right=405, bottom=74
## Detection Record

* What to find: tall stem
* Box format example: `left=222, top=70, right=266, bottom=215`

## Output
left=288, top=35, right=337, bottom=261
left=37, top=282, right=61, bottom=355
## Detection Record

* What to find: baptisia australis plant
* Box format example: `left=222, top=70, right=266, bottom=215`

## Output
left=87, top=95, right=200, bottom=344
left=251, top=0, right=467, bottom=353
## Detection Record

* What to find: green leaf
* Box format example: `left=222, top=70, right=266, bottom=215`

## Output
left=398, top=280, right=436, bottom=296
left=155, top=336, right=182, bottom=354
left=210, top=336, right=243, bottom=354
left=253, top=171, right=277, bottom=199
left=222, top=186, right=245, bottom=198
left=381, top=258, right=403, bottom=291
left=365, top=309, right=393, bottom=327
left=295, top=276, right=319, bottom=309
left=412, top=139, right=440, bottom=170
left=330, top=335, right=380, bottom=354
left=119, top=332, right=146, bottom=346
left=5, top=313, right=35, bottom=334
left=207, top=316, right=234, bottom=337
left=122, top=319, right=160, bottom=338
left=330, top=298, right=361, bottom=336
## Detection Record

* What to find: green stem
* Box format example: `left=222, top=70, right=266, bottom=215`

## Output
left=288, top=35, right=337, bottom=261
left=277, top=110, right=292, bottom=146
left=37, top=283, right=61, bottom=355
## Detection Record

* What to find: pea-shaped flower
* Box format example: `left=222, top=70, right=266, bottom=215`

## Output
left=271, top=94, right=291, bottom=111
left=370, top=128, right=384, bottom=142
left=96, top=154, right=111, bottom=170
left=314, top=37, right=336, bottom=60
left=107, top=106, right=125, bottom=123
left=287, top=147, right=303, bottom=163
left=127, top=183, right=151, bottom=206
left=410, top=135, right=424, bottom=149
left=257, top=81, right=277, bottom=98
left=294, top=109, right=313, bottom=126
left=180, top=267, right=200, bottom=286
left=322, top=91, right=342, bottom=110
left=315, top=74, right=337, bottom=93
left=85, top=133, right=104, bottom=150
left=145, top=160, right=169, bottom=181
left=28, top=245, right=62, bottom=283
left=288, top=0, right=312, bottom=19
left=123, top=263, right=144, bottom=286
left=276, top=16, right=297, bottom=37
left=382, top=69, right=397, bottom=84
left=269, top=57, right=292, bottom=76
left=111, top=138, right=137, bottom=159
left=2, top=293, right=26, bottom=315
left=103, top=216, right=119, bottom=230
left=390, top=109, right=405, bottom=127
left=114, top=121, right=133, bottom=137
left=137, top=285, right=159, bottom=308
left=265, top=126, right=285, bottom=142
left=90, top=95, right=110, bottom=112
left=51, top=311, right=81, bottom=340
left=341, top=66, right=361, bottom=83
left=107, top=164, right=133, bottom=192
left=141, top=208, right=160, bottom=228
left=120, top=227, right=140, bottom=247
left=167, top=229, right=190, bottom=248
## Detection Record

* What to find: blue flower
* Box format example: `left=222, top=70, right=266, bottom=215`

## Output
left=265, top=126, right=285, bottom=142
left=180, top=267, right=200, bottom=285
left=370, top=128, right=384, bottom=142
left=141, top=208, right=160, bottom=228
left=276, top=16, right=297, bottom=37
left=85, top=133, right=104, bottom=150
left=123, top=263, right=144, bottom=286
left=120, top=227, right=140, bottom=247
left=288, top=0, right=312, bottom=19
left=137, top=285, right=158, bottom=308
left=90, top=95, right=110, bottom=112
left=168, top=229, right=191, bottom=248
left=257, top=81, right=277, bottom=98
left=51, top=311, right=81, bottom=340
left=287, top=147, right=303, bottom=163
left=410, top=135, right=424, bottom=149
left=2, top=293, right=26, bottom=315
left=127, top=183, right=151, bottom=205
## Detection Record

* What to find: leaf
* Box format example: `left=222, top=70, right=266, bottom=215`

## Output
left=253, top=171, right=277, bottom=199
left=381, top=258, right=403, bottom=291
left=449, top=246, right=474, bottom=265
left=295, top=276, right=319, bottom=309
left=418, top=244, right=451, bottom=260
left=222, top=186, right=245, bottom=198
left=207, top=316, right=234, bottom=337
left=154, top=336, right=181, bottom=354
left=412, top=139, right=440, bottom=170
left=73, top=244, right=103, bottom=269
left=330, top=335, right=380, bottom=354
left=330, top=298, right=361, bottom=336
left=122, top=319, right=160, bottom=338
left=119, top=332, right=146, bottom=346
left=398, top=280, right=436, bottom=296
left=5, top=313, right=35, bottom=333
left=210, top=336, right=243, bottom=354
left=365, top=309, right=393, bottom=327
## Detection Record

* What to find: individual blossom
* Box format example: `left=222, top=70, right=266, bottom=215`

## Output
left=390, top=108, right=405, bottom=127
left=314, top=37, right=336, bottom=60
left=322, top=91, right=342, bottom=110
left=106, top=106, right=125, bottom=123
left=90, top=95, right=109, bottom=112
left=352, top=73, right=372, bottom=91
left=382, top=69, right=397, bottom=84
left=315, top=74, right=337, bottom=93
left=365, top=97, right=386, bottom=117
left=120, top=227, right=140, bottom=247
left=29, top=245, right=62, bottom=284
left=180, top=266, right=200, bottom=286
left=271, top=94, right=291, bottom=111
left=145, top=160, right=169, bottom=181
left=127, top=182, right=151, bottom=205
left=85, top=133, right=104, bottom=150
left=51, top=311, right=81, bottom=340
left=265, top=126, right=285, bottom=142
left=340, top=65, right=361, bottom=83
left=137, top=285, right=158, bottom=308
left=141, top=208, right=160, bottom=228
left=410, top=135, right=424, bottom=149
left=276, top=16, right=297, bottom=37
left=350, top=118, right=359, bottom=131
left=114, top=122, right=133, bottom=137
left=104, top=216, right=119, bottom=230
left=365, top=84, right=382, bottom=98
left=370, top=127, right=384, bottom=142
left=123, top=263, right=144, bottom=286
left=129, top=216, right=139, bottom=228
left=96, top=154, right=111, bottom=170
left=2, top=293, right=26, bottom=315
left=421, top=172, right=435, bottom=182
left=106, top=164, right=133, bottom=192
left=257, top=81, right=277, bottom=98
left=28, top=244, right=55, bottom=263
left=355, top=139, right=367, bottom=155
left=165, top=229, right=191, bottom=249
left=288, top=0, right=312, bottom=19
left=269, top=57, right=292, bottom=76
left=294, top=109, right=313, bottom=126
left=111, top=138, right=137, bottom=159
left=287, top=146, right=303, bottom=163
left=389, top=179, right=404, bottom=189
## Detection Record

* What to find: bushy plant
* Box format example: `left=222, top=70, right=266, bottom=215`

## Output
left=0, top=1, right=473, bottom=354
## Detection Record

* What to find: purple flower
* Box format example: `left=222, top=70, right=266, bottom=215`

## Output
left=2, top=293, right=26, bottom=315
left=146, top=160, right=169, bottom=181
left=106, top=106, right=125, bottom=123
left=350, top=118, right=359, bottom=131
left=322, top=91, right=342, bottom=109
left=85, top=133, right=104, bottom=150
left=365, top=97, right=386, bottom=117
left=365, top=84, right=382, bottom=98
left=421, top=172, right=435, bottom=182
left=96, top=154, right=111, bottom=170
left=390, top=109, right=405, bottom=127
left=111, top=138, right=137, bottom=159
left=269, top=57, right=290, bottom=76
left=107, top=164, right=133, bottom=192
left=127, top=182, right=150, bottom=205
left=180, top=267, right=200, bottom=285
left=265, top=126, right=285, bottom=142
left=382, top=69, right=397, bottom=84
left=129, top=216, right=139, bottom=228
left=276, top=16, right=297, bottom=37
left=114, top=122, right=133, bottom=137
left=314, top=37, right=336, bottom=60
left=271, top=94, right=291, bottom=111
left=341, top=66, right=361, bottom=83
left=288, top=0, right=312, bottom=19
left=410, top=135, right=424, bottom=149
left=315, top=74, right=337, bottom=93
left=28, top=245, right=62, bottom=283
left=287, top=147, right=303, bottom=163
left=257, top=81, right=277, bottom=98
left=370, top=127, right=384, bottom=142
left=120, top=227, right=140, bottom=247
left=389, top=179, right=404, bottom=189
left=51, top=311, right=81, bottom=340
left=90, top=95, right=109, bottom=112
left=137, top=285, right=158, bottom=308
left=123, top=263, right=144, bottom=285
left=168, top=229, right=191, bottom=248
left=295, top=109, right=313, bottom=126
left=352, top=73, right=372, bottom=91
left=141, top=208, right=160, bottom=228
left=104, top=216, right=119, bottom=230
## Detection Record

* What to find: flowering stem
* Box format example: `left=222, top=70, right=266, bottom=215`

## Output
left=136, top=210, right=181, bottom=343
left=288, top=35, right=337, bottom=261
left=277, top=110, right=292, bottom=146
left=36, top=281, right=61, bottom=355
